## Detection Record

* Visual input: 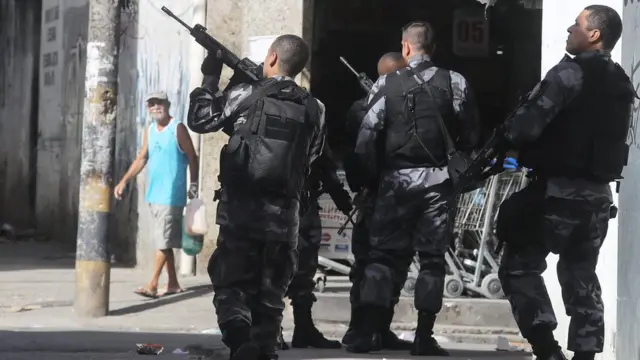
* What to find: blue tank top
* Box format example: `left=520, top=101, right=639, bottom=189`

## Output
left=145, top=119, right=188, bottom=207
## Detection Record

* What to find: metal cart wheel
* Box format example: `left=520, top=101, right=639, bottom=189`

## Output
left=315, top=275, right=327, bottom=293
left=443, top=275, right=464, bottom=298
left=402, top=276, right=417, bottom=296
left=481, top=273, right=504, bottom=299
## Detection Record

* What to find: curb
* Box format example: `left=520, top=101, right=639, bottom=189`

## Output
left=312, top=293, right=518, bottom=328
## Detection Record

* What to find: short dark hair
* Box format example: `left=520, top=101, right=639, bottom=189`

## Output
left=584, top=5, right=623, bottom=51
left=380, top=52, right=404, bottom=63
left=401, top=21, right=435, bottom=53
left=270, top=34, right=310, bottom=77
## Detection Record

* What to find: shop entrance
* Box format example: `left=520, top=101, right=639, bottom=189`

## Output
left=309, top=0, right=543, bottom=156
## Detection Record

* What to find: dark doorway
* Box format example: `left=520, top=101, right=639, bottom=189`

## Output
left=309, top=0, right=542, bottom=158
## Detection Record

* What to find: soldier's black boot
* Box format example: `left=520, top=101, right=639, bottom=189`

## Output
left=341, top=305, right=362, bottom=345
left=378, top=307, right=412, bottom=350
left=290, top=296, right=342, bottom=349
left=222, top=325, right=260, bottom=360
left=528, top=325, right=566, bottom=360
left=534, top=348, right=567, bottom=360
left=345, top=305, right=383, bottom=353
left=571, top=352, right=595, bottom=360
left=410, top=312, right=449, bottom=356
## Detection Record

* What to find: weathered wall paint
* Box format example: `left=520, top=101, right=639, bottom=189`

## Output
left=0, top=0, right=41, bottom=228
left=114, top=0, right=198, bottom=268
left=33, top=0, right=197, bottom=265
left=618, top=1, right=640, bottom=359
left=197, top=0, right=315, bottom=274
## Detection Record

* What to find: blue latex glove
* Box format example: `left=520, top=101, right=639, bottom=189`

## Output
left=489, top=157, right=519, bottom=169
left=503, top=157, right=518, bottom=170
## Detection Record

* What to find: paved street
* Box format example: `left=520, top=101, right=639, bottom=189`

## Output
left=0, top=241, right=532, bottom=359
left=0, top=329, right=532, bottom=359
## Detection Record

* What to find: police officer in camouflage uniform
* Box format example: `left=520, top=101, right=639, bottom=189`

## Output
left=278, top=145, right=352, bottom=350
left=342, top=52, right=411, bottom=350
left=350, top=23, right=481, bottom=355
left=496, top=6, right=635, bottom=360
left=187, top=34, right=326, bottom=360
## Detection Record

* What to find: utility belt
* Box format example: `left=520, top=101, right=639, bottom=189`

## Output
left=494, top=177, right=617, bottom=255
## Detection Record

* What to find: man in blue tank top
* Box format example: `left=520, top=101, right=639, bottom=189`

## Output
left=114, top=91, right=200, bottom=299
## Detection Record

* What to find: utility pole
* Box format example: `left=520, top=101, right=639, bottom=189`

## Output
left=74, top=0, right=121, bottom=318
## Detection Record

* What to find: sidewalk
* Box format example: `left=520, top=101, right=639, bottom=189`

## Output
left=0, top=242, right=218, bottom=332
left=0, top=241, right=532, bottom=359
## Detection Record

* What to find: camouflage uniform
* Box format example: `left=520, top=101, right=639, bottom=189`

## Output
left=343, top=98, right=372, bottom=304
left=282, top=147, right=350, bottom=349
left=352, top=54, right=480, bottom=354
left=187, top=75, right=326, bottom=358
left=340, top=98, right=376, bottom=345
left=498, top=52, right=620, bottom=355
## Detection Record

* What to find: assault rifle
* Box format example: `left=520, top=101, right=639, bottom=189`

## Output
left=340, top=56, right=374, bottom=93
left=450, top=80, right=550, bottom=199
left=336, top=58, right=376, bottom=234
left=161, top=6, right=263, bottom=85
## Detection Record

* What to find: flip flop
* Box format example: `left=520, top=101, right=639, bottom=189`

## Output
left=134, top=288, right=158, bottom=299
left=158, top=288, right=185, bottom=297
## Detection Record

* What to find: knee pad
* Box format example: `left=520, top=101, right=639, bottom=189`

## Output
left=359, top=263, right=395, bottom=308
left=418, top=255, right=446, bottom=275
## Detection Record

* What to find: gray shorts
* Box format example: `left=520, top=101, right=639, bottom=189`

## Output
left=149, top=204, right=183, bottom=250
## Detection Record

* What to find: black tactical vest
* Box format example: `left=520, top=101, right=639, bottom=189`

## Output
left=220, top=78, right=318, bottom=199
left=383, top=61, right=456, bottom=169
left=518, top=54, right=635, bottom=182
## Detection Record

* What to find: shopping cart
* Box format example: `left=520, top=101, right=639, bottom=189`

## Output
left=451, top=169, right=529, bottom=299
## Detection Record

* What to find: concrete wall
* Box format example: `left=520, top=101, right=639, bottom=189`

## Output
left=33, top=0, right=202, bottom=266
left=0, top=0, right=41, bottom=228
left=618, top=1, right=640, bottom=359
left=37, top=0, right=90, bottom=249
left=113, top=0, right=204, bottom=268
left=196, top=0, right=314, bottom=273
left=540, top=1, right=622, bottom=359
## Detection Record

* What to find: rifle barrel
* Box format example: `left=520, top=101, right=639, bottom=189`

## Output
left=339, top=56, right=360, bottom=77
left=161, top=6, right=193, bottom=32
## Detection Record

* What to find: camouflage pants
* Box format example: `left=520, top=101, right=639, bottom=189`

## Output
left=208, top=192, right=299, bottom=353
left=497, top=181, right=610, bottom=353
left=286, top=200, right=321, bottom=304
left=360, top=169, right=451, bottom=314
left=348, top=196, right=374, bottom=307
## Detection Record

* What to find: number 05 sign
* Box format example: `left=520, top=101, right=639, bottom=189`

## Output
left=453, top=8, right=489, bottom=57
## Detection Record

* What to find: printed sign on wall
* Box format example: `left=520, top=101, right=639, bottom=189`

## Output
left=452, top=7, right=490, bottom=57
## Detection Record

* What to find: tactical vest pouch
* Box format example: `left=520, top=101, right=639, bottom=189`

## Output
left=247, top=104, right=305, bottom=190
left=590, top=140, right=628, bottom=182
left=219, top=135, right=249, bottom=185
left=219, top=80, right=299, bottom=188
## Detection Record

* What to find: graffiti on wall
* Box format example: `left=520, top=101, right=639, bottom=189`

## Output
left=115, top=0, right=193, bottom=186
left=626, top=1, right=640, bottom=149
left=134, top=0, right=192, bottom=149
